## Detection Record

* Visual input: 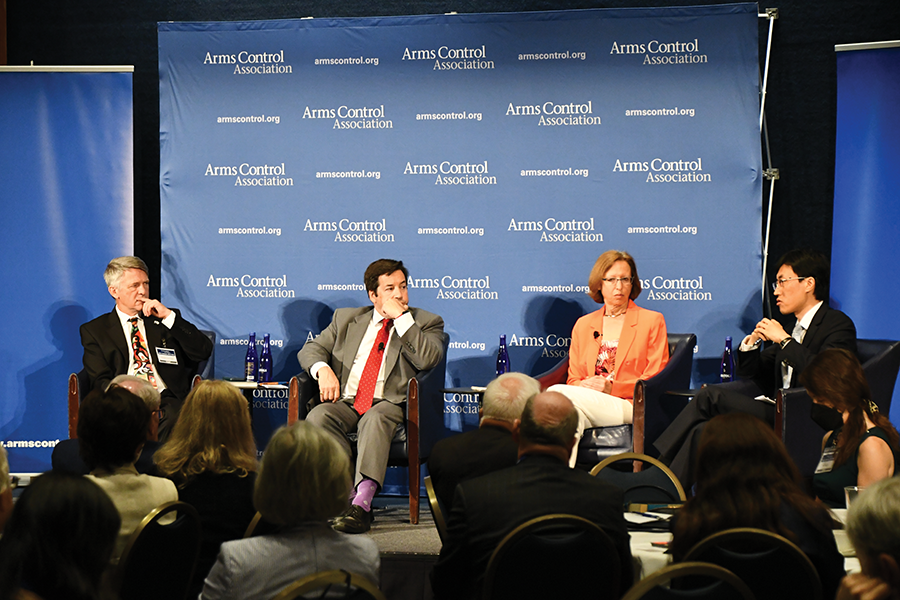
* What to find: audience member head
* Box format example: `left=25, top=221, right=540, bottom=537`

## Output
left=0, top=471, right=120, bottom=600
left=253, top=422, right=350, bottom=527
left=0, top=445, right=11, bottom=532
left=801, top=348, right=900, bottom=467
left=108, top=374, right=161, bottom=441
left=77, top=385, right=151, bottom=472
left=480, top=372, right=540, bottom=426
left=154, top=379, right=257, bottom=485
left=513, top=391, right=578, bottom=461
left=103, top=255, right=148, bottom=288
left=775, top=248, right=830, bottom=302
left=363, top=258, right=408, bottom=295
left=846, top=477, right=900, bottom=592
left=587, top=249, right=642, bottom=303
left=669, top=412, right=830, bottom=560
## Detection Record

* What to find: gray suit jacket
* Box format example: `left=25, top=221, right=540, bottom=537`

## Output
left=199, top=522, right=380, bottom=600
left=297, top=306, right=444, bottom=404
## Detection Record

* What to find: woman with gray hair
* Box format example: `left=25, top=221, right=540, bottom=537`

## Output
left=838, top=477, right=900, bottom=600
left=198, top=421, right=380, bottom=600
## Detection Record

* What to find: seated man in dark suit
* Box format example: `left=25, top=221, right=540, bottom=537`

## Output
left=431, top=391, right=633, bottom=600
left=427, top=372, right=540, bottom=511
left=80, top=256, right=213, bottom=440
left=52, top=374, right=163, bottom=475
left=655, top=248, right=857, bottom=488
left=298, top=258, right=445, bottom=534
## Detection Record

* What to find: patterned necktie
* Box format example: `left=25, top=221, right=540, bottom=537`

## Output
left=354, top=319, right=393, bottom=415
left=129, top=317, right=157, bottom=387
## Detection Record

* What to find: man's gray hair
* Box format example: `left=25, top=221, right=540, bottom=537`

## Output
left=0, top=444, right=9, bottom=494
left=482, top=372, right=540, bottom=423
left=108, top=374, right=161, bottom=410
left=847, top=477, right=900, bottom=564
left=104, top=256, right=149, bottom=288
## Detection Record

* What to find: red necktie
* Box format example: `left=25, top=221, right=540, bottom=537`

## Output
left=354, top=319, right=393, bottom=415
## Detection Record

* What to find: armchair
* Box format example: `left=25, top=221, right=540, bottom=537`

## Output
left=288, top=332, right=450, bottom=524
left=535, top=333, right=697, bottom=466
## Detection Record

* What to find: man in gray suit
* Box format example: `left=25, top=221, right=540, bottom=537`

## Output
left=298, top=258, right=445, bottom=533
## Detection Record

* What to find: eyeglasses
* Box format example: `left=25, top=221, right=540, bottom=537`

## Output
left=601, top=277, right=633, bottom=286
left=771, top=276, right=807, bottom=292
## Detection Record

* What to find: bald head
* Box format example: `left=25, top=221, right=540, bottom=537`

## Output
left=108, top=375, right=161, bottom=441
left=517, top=391, right=578, bottom=450
left=108, top=375, right=161, bottom=411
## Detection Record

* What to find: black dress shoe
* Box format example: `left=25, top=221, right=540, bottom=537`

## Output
left=333, top=505, right=373, bottom=534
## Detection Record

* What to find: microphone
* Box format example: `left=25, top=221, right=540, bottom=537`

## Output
left=378, top=342, right=385, bottom=352
left=593, top=331, right=600, bottom=339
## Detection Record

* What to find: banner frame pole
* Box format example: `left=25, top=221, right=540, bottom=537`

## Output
left=759, top=8, right=778, bottom=314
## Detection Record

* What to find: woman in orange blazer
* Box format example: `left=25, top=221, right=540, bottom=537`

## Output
left=549, top=250, right=669, bottom=466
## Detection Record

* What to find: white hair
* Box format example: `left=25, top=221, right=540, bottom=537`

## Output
left=847, top=477, right=900, bottom=564
left=481, top=372, right=540, bottom=423
left=103, top=256, right=148, bottom=288
left=108, top=374, right=161, bottom=410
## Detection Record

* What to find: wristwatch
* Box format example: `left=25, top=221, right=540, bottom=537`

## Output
left=779, top=337, right=792, bottom=349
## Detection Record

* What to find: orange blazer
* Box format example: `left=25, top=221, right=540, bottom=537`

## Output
left=566, top=299, right=669, bottom=399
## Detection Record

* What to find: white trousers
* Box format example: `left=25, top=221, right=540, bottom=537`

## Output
left=547, top=384, right=633, bottom=467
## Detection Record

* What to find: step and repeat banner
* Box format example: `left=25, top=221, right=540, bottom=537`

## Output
left=159, top=4, right=762, bottom=465
left=1, top=68, right=134, bottom=473
left=832, top=41, right=900, bottom=424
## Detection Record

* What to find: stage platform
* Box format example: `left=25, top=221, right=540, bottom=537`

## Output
left=368, top=497, right=442, bottom=600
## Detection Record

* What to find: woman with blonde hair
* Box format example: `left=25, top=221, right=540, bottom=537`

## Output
left=153, top=379, right=258, bottom=598
left=548, top=250, right=669, bottom=466
left=199, top=421, right=380, bottom=600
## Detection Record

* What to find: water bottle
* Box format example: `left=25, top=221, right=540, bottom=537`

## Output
left=245, top=332, right=258, bottom=382
left=258, top=333, right=273, bottom=382
left=720, top=336, right=734, bottom=383
left=496, top=334, right=511, bottom=376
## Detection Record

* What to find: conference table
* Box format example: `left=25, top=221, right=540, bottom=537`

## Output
left=627, top=508, right=861, bottom=579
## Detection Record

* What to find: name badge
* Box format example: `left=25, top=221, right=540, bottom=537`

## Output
left=815, top=443, right=836, bottom=474
left=156, top=348, right=178, bottom=365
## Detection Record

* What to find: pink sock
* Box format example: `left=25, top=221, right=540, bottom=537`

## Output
left=351, top=479, right=378, bottom=512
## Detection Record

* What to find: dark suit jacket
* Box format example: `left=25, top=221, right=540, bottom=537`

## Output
left=427, top=424, right=518, bottom=511
left=297, top=306, right=444, bottom=404
left=431, top=454, right=633, bottom=600
left=736, top=304, right=857, bottom=395
left=80, top=308, right=213, bottom=406
left=179, top=471, right=258, bottom=600
left=51, top=439, right=161, bottom=476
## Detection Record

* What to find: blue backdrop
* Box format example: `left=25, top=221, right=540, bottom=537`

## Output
left=832, top=43, right=900, bottom=425
left=0, top=69, right=134, bottom=473
left=158, top=5, right=762, bottom=471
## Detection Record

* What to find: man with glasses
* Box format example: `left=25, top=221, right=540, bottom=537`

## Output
left=655, top=248, right=857, bottom=488
left=80, top=256, right=212, bottom=441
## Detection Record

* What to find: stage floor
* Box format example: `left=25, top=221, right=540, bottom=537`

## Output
left=368, top=497, right=441, bottom=600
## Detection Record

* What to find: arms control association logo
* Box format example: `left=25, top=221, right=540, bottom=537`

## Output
left=203, top=50, right=293, bottom=75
